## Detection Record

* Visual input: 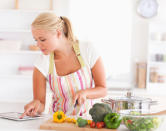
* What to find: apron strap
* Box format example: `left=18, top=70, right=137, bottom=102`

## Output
left=72, top=43, right=85, bottom=67
left=49, top=42, right=85, bottom=74
left=49, top=52, right=54, bottom=74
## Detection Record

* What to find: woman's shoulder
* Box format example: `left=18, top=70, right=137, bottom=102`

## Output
left=79, top=41, right=100, bottom=68
left=38, top=53, right=50, bottom=60
left=79, top=41, right=94, bottom=53
left=34, top=54, right=50, bottom=78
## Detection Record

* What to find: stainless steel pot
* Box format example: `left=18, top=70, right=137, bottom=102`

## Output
left=102, top=92, right=158, bottom=113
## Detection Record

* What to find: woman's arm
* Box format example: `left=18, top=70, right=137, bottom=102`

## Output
left=20, top=67, right=47, bottom=118
left=84, top=57, right=107, bottom=99
left=73, top=57, right=107, bottom=105
left=33, top=67, right=47, bottom=113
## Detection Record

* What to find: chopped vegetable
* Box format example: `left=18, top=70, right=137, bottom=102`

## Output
left=100, top=122, right=105, bottom=127
left=65, top=117, right=76, bottom=123
left=53, top=111, right=66, bottom=123
left=90, top=121, right=96, bottom=128
left=87, top=120, right=92, bottom=125
left=104, top=113, right=122, bottom=129
left=65, top=118, right=72, bottom=123
left=71, top=118, right=77, bottom=123
left=96, top=122, right=105, bottom=128
left=76, top=117, right=88, bottom=127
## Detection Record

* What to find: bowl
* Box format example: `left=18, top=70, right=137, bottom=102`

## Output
left=119, top=109, right=165, bottom=131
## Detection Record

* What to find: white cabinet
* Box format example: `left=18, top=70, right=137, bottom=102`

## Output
left=0, top=9, right=52, bottom=102
left=146, top=22, right=166, bottom=95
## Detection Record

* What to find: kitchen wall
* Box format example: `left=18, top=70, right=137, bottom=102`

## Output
left=0, top=0, right=166, bottom=102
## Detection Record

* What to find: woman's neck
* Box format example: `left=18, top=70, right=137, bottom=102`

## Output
left=54, top=39, right=73, bottom=61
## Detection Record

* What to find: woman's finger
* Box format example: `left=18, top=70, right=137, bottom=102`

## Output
left=73, top=94, right=78, bottom=105
left=19, top=106, right=33, bottom=119
left=19, top=111, right=27, bottom=119
left=31, top=104, right=40, bottom=116
left=78, top=96, right=82, bottom=105
left=81, top=98, right=85, bottom=105
left=19, top=107, right=33, bottom=119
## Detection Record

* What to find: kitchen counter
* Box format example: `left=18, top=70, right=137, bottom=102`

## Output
left=0, top=102, right=166, bottom=131
left=0, top=88, right=166, bottom=131
left=0, top=102, right=128, bottom=131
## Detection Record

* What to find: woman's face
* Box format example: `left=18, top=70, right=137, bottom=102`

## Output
left=31, top=28, right=59, bottom=55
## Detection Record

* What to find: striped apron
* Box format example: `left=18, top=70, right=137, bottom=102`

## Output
left=48, top=43, right=93, bottom=116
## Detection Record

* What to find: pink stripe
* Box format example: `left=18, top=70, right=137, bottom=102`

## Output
left=59, top=77, right=67, bottom=113
left=53, top=101, right=56, bottom=112
left=67, top=77, right=75, bottom=96
left=56, top=77, right=65, bottom=111
left=52, top=75, right=56, bottom=93
left=77, top=71, right=84, bottom=90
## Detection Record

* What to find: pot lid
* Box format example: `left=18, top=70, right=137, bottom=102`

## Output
left=110, top=92, right=152, bottom=103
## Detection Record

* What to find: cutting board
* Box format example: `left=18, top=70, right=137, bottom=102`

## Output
left=40, top=119, right=117, bottom=131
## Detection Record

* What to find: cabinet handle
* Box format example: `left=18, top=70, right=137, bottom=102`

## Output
left=50, top=0, right=53, bottom=10
left=15, top=0, right=19, bottom=9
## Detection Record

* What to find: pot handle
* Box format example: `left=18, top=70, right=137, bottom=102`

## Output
left=101, top=99, right=115, bottom=110
left=150, top=100, right=158, bottom=105
left=101, top=99, right=111, bottom=104
left=101, top=98, right=115, bottom=103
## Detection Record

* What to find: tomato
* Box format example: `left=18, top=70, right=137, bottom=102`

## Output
left=100, top=122, right=105, bottom=127
left=90, top=121, right=96, bottom=128
left=96, top=122, right=104, bottom=129
left=127, top=120, right=132, bottom=124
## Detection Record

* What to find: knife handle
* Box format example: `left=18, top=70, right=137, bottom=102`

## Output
left=74, top=100, right=78, bottom=107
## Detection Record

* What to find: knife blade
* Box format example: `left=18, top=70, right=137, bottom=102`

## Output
left=66, top=100, right=78, bottom=116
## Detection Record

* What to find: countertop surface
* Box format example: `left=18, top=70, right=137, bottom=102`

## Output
left=0, top=102, right=128, bottom=131
left=1, top=88, right=166, bottom=131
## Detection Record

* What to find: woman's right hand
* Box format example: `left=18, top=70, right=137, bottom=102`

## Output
left=19, top=100, right=43, bottom=119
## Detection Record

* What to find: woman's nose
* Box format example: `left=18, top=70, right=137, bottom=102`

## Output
left=36, top=42, right=42, bottom=48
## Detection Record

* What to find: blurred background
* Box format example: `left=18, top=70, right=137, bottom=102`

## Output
left=0, top=0, right=166, bottom=102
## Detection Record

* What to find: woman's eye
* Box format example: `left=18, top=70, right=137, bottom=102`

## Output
left=40, top=39, right=46, bottom=42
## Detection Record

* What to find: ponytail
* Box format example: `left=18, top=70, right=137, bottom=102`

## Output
left=60, top=16, right=78, bottom=44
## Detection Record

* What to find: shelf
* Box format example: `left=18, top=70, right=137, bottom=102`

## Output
left=0, top=74, right=32, bottom=79
left=148, top=61, right=166, bottom=66
left=0, top=50, right=41, bottom=54
left=150, top=43, right=166, bottom=48
left=149, top=82, right=166, bottom=86
left=150, top=40, right=166, bottom=43
left=148, top=83, right=166, bottom=90
left=0, top=9, right=54, bottom=13
left=147, top=23, right=166, bottom=95
left=147, top=83, right=166, bottom=94
left=0, top=29, right=31, bottom=33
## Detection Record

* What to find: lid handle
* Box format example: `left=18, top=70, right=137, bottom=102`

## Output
left=126, top=91, right=133, bottom=98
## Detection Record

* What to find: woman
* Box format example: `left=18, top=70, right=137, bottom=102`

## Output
left=20, top=12, right=107, bottom=118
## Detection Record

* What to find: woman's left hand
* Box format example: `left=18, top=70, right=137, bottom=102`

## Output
left=73, top=90, right=87, bottom=106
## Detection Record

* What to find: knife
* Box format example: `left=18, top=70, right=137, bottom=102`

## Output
left=66, top=100, right=78, bottom=116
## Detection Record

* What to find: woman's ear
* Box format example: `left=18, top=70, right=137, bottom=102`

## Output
left=56, top=30, right=62, bottom=38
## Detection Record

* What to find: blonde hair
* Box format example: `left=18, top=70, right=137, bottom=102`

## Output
left=32, top=12, right=77, bottom=42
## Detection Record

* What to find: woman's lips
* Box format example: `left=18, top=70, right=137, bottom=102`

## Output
left=41, top=49, right=46, bottom=52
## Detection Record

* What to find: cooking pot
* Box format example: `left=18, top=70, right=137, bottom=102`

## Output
left=101, top=92, right=158, bottom=113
